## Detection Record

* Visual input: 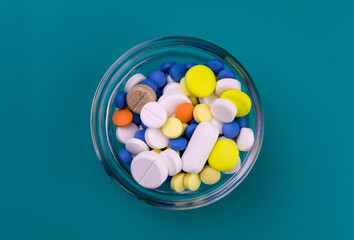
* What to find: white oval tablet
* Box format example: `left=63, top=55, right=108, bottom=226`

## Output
left=125, top=138, right=149, bottom=156
left=145, top=128, right=169, bottom=149
left=215, top=78, right=241, bottom=96
left=160, top=149, right=182, bottom=176
left=166, top=75, right=174, bottom=84
left=223, top=157, right=241, bottom=174
left=236, top=128, right=254, bottom=151
left=210, top=118, right=223, bottom=135
left=198, top=92, right=218, bottom=107
left=182, top=122, right=219, bottom=174
left=163, top=82, right=183, bottom=95
left=210, top=98, right=237, bottom=123
left=116, top=123, right=139, bottom=144
left=140, top=102, right=167, bottom=128
left=124, top=73, right=146, bottom=92
left=157, top=92, right=191, bottom=117
left=131, top=151, right=168, bottom=189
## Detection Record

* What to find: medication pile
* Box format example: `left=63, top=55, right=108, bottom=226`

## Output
left=113, top=59, right=254, bottom=192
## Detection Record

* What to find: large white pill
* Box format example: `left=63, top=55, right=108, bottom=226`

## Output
left=182, top=122, right=219, bottom=174
left=140, top=102, right=167, bottom=128
left=215, top=78, right=241, bottom=96
left=210, top=98, right=237, bottom=123
left=198, top=92, right=218, bottom=107
left=145, top=128, right=169, bottom=149
left=163, top=82, right=183, bottom=95
left=125, top=138, right=149, bottom=156
left=160, top=149, right=182, bottom=176
left=124, top=73, right=146, bottom=92
left=223, top=157, right=241, bottom=174
left=157, top=92, right=191, bottom=117
left=210, top=118, right=223, bottom=135
left=131, top=151, right=168, bottom=189
left=236, top=128, right=254, bottom=151
left=116, top=123, right=139, bottom=144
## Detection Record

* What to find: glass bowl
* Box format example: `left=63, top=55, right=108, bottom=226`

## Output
left=90, top=36, right=264, bottom=210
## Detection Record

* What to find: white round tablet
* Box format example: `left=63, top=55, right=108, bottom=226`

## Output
left=215, top=78, right=241, bottom=96
left=223, top=157, right=241, bottom=174
left=125, top=138, right=149, bottom=156
left=124, top=73, right=146, bottom=92
left=198, top=92, right=218, bottom=107
left=236, top=128, right=254, bottom=151
left=163, top=82, right=183, bottom=95
left=166, top=75, right=174, bottom=84
left=116, top=123, right=139, bottom=144
left=210, top=98, right=237, bottom=123
left=145, top=128, right=169, bottom=149
left=210, top=118, right=223, bottom=135
left=140, top=102, right=167, bottom=128
left=131, top=151, right=168, bottom=189
left=160, top=149, right=182, bottom=176
left=157, top=92, right=191, bottom=117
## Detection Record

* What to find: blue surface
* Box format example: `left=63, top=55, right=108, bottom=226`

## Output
left=1, top=0, right=354, bottom=239
left=160, top=61, right=176, bottom=73
left=207, top=58, right=225, bottom=74
left=114, top=91, right=127, bottom=109
left=169, top=63, right=187, bottom=82
left=169, top=137, right=188, bottom=151
left=134, top=129, right=146, bottom=143
left=218, top=69, right=237, bottom=80
left=148, top=70, right=166, bottom=88
left=222, top=121, right=240, bottom=139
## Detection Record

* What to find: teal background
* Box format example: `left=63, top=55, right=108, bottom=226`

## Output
left=1, top=0, right=353, bottom=239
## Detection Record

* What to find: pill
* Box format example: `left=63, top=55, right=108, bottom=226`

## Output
left=148, top=70, right=166, bottom=87
left=185, top=123, right=197, bottom=139
left=140, top=102, right=167, bottom=128
left=132, top=112, right=141, bottom=125
left=152, top=149, right=162, bottom=154
left=208, top=139, right=239, bottom=172
left=116, top=122, right=139, bottom=144
left=126, top=84, right=157, bottom=114
left=141, top=79, right=158, bottom=92
left=200, top=165, right=221, bottom=185
left=160, top=61, right=176, bottom=73
left=189, top=96, right=198, bottom=106
left=161, top=118, right=183, bottom=139
left=193, top=103, right=212, bottom=123
left=220, top=89, right=252, bottom=117
left=131, top=151, right=168, bottom=189
left=207, top=59, right=225, bottom=74
left=145, top=128, right=169, bottom=149
left=170, top=172, right=185, bottom=192
left=166, top=75, right=174, bottom=83
left=222, top=121, right=240, bottom=138
left=141, top=122, right=148, bottom=129
left=134, top=129, right=146, bottom=142
left=223, top=157, right=241, bottom=174
left=112, top=109, right=133, bottom=127
left=124, top=73, right=147, bottom=92
left=210, top=118, right=223, bottom=135
left=156, top=87, right=163, bottom=98
left=218, top=69, right=236, bottom=80
left=157, top=92, right=191, bottom=117
left=163, top=82, right=183, bottom=95
left=125, top=138, right=149, bottom=156
left=160, top=149, right=182, bottom=176
left=183, top=173, right=201, bottom=191
left=215, top=78, right=241, bottom=96
left=114, top=91, right=127, bottom=109
left=236, top=117, right=246, bottom=128
left=180, top=77, right=193, bottom=96
left=189, top=118, right=197, bottom=125
left=182, top=122, right=219, bottom=174
left=182, top=123, right=188, bottom=133
left=199, top=92, right=218, bottom=107
left=169, top=63, right=187, bottom=82
left=236, top=128, right=254, bottom=151
left=185, top=65, right=216, bottom=97
left=175, top=102, right=194, bottom=123
left=169, top=137, right=188, bottom=151
left=210, top=98, right=237, bottom=123
left=166, top=146, right=180, bottom=156
left=184, top=62, right=197, bottom=70
left=118, top=149, right=133, bottom=165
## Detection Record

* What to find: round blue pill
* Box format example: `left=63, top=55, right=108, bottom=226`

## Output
left=169, top=64, right=187, bottom=82
left=189, top=118, right=197, bottom=125
left=141, top=79, right=158, bottom=92
left=141, top=122, right=148, bottom=129
left=114, top=91, right=127, bottom=109
left=156, top=87, right=163, bottom=99
left=207, top=59, right=225, bottom=74
left=148, top=70, right=166, bottom=88
left=235, top=117, right=246, bottom=128
left=169, top=137, right=188, bottom=151
left=118, top=149, right=133, bottom=165
left=184, top=62, right=197, bottom=70
left=185, top=123, right=198, bottom=139
left=132, top=112, right=141, bottom=125
left=218, top=69, right=237, bottom=80
left=160, top=61, right=176, bottom=73
left=134, top=129, right=146, bottom=143
left=222, top=121, right=240, bottom=139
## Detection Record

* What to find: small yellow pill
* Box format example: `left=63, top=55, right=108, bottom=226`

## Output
left=151, top=149, right=162, bottom=154
left=180, top=77, right=193, bottom=96
left=171, top=172, right=185, bottom=192
left=166, top=146, right=180, bottom=156
left=182, top=123, right=188, bottom=133
left=185, top=65, right=216, bottom=97
left=161, top=118, right=183, bottom=139
left=189, top=96, right=199, bottom=106
left=183, top=173, right=201, bottom=191
left=193, top=103, right=212, bottom=123
left=200, top=165, right=221, bottom=185
left=208, top=139, right=239, bottom=171
left=220, top=89, right=252, bottom=117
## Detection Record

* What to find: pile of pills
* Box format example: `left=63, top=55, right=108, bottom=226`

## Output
left=113, top=59, right=254, bottom=192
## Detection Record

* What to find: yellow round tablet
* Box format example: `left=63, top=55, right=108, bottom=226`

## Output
left=220, top=89, right=252, bottom=117
left=161, top=118, right=183, bottom=139
left=185, top=65, right=216, bottom=97
left=208, top=139, right=239, bottom=171
left=183, top=173, right=201, bottom=191
left=171, top=172, right=185, bottom=192
left=166, top=146, right=180, bottom=156
left=193, top=103, right=212, bottom=123
left=151, top=149, right=162, bottom=154
left=200, top=165, right=221, bottom=185
left=189, top=96, right=199, bottom=106
left=180, top=77, right=193, bottom=96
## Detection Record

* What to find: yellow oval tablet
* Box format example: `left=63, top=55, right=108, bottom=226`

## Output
left=200, top=165, right=221, bottom=185
left=151, top=149, right=162, bottom=154
left=220, top=89, right=252, bottom=117
left=208, top=139, right=239, bottom=171
left=189, top=96, right=199, bottom=106
left=180, top=77, right=193, bottom=96
left=170, top=172, right=185, bottom=192
left=193, top=103, right=212, bottom=123
left=183, top=173, right=201, bottom=191
left=185, top=65, right=216, bottom=97
left=161, top=118, right=183, bottom=139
